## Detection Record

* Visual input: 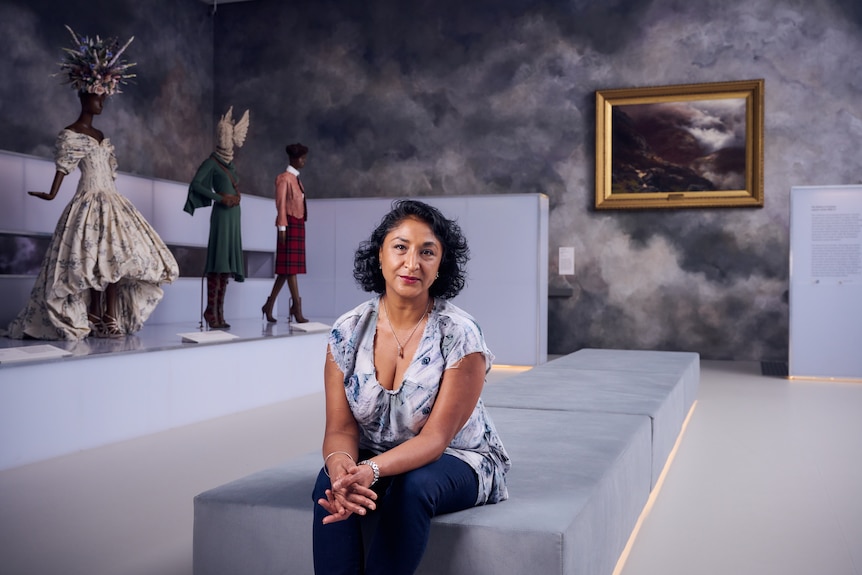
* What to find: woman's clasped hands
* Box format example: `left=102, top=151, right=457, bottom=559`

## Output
left=317, top=455, right=378, bottom=524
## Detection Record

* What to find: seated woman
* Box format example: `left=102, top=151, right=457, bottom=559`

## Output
left=313, top=199, right=510, bottom=575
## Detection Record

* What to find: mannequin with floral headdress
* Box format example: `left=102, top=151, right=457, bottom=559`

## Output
left=3, top=26, right=179, bottom=340
left=185, top=107, right=249, bottom=329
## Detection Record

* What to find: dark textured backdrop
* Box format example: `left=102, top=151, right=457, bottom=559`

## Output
left=0, top=0, right=214, bottom=182
left=2, top=0, right=861, bottom=361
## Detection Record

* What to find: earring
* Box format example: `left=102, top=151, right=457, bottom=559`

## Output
left=436, top=272, right=439, bottom=279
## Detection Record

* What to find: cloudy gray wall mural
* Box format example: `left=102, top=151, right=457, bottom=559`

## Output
left=213, top=0, right=861, bottom=361
left=3, top=0, right=861, bottom=361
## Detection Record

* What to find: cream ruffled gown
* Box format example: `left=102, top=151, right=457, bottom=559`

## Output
left=4, top=130, right=179, bottom=340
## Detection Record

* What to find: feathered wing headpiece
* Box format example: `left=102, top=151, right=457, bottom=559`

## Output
left=57, top=25, right=136, bottom=95
left=215, top=106, right=250, bottom=164
left=233, top=109, right=250, bottom=148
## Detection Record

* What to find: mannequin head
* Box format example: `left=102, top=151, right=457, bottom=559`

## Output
left=79, top=92, right=107, bottom=115
left=286, top=142, right=309, bottom=170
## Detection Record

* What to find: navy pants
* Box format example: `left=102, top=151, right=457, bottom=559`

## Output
left=312, top=453, right=479, bottom=575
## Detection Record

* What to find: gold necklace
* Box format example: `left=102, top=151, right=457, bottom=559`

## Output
left=381, top=297, right=431, bottom=358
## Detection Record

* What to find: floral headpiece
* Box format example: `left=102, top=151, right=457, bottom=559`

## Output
left=57, top=25, right=136, bottom=96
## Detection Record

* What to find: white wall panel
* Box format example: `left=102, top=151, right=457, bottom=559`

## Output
left=299, top=195, right=548, bottom=365
left=23, top=157, right=74, bottom=233
left=238, top=194, right=274, bottom=251
left=151, top=179, right=208, bottom=245
left=0, top=153, right=25, bottom=232
left=789, top=185, right=862, bottom=380
left=1, top=151, right=548, bottom=365
left=115, top=173, right=154, bottom=222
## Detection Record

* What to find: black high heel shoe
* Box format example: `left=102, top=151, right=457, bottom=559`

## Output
left=262, top=297, right=277, bottom=323
left=203, top=306, right=220, bottom=329
left=289, top=297, right=309, bottom=323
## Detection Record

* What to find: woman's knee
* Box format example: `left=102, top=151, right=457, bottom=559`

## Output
left=385, top=468, right=443, bottom=514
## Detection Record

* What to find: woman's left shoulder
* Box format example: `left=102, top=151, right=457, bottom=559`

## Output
left=434, top=299, right=485, bottom=341
left=435, top=299, right=479, bottom=326
left=433, top=299, right=494, bottom=368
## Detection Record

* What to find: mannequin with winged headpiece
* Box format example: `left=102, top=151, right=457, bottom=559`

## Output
left=185, top=106, right=250, bottom=329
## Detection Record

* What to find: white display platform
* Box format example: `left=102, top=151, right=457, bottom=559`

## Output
left=0, top=344, right=72, bottom=363
left=0, top=319, right=327, bottom=471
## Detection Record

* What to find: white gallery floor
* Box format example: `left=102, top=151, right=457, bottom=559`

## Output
left=0, top=360, right=860, bottom=575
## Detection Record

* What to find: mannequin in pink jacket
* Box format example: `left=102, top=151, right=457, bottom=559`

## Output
left=262, top=143, right=310, bottom=323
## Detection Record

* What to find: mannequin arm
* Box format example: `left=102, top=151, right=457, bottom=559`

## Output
left=28, top=171, right=65, bottom=201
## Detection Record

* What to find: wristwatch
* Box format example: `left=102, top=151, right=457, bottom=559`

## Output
left=358, top=459, right=380, bottom=486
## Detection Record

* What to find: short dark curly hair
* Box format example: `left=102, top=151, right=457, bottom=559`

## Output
left=353, top=199, right=470, bottom=300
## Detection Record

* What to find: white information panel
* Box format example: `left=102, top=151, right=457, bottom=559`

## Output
left=789, top=185, right=862, bottom=380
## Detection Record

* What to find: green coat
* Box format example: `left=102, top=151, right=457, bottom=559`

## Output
left=186, top=154, right=245, bottom=281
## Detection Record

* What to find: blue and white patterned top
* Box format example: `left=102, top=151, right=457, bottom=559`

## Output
left=328, top=296, right=510, bottom=505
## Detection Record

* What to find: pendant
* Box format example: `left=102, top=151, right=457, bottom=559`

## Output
left=397, top=346, right=404, bottom=358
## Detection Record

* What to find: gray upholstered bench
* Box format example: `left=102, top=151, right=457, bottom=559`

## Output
left=482, top=348, right=700, bottom=487
left=193, top=349, right=699, bottom=575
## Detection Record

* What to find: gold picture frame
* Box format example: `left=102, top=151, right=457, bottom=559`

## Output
left=595, top=79, right=764, bottom=210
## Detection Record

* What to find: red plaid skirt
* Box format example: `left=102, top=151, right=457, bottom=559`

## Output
left=275, top=216, right=306, bottom=275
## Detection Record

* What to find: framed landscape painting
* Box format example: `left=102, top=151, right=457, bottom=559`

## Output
left=595, top=79, right=764, bottom=209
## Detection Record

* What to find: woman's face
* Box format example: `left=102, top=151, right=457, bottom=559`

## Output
left=378, top=216, right=442, bottom=300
